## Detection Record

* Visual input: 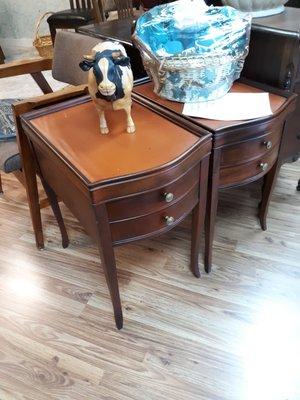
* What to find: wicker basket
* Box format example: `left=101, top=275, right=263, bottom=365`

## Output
left=33, top=12, right=54, bottom=58
left=132, top=32, right=249, bottom=103
left=132, top=5, right=251, bottom=103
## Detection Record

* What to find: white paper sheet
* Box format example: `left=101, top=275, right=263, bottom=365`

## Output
left=182, top=92, right=273, bottom=121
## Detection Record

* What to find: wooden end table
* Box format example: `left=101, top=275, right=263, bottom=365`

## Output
left=20, top=95, right=211, bottom=329
left=133, top=80, right=297, bottom=273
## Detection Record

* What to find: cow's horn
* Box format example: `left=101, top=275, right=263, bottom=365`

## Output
left=83, top=54, right=95, bottom=61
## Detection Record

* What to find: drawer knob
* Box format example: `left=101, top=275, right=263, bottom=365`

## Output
left=164, top=216, right=175, bottom=226
left=260, top=162, right=268, bottom=172
left=264, top=141, right=272, bottom=150
left=163, top=192, right=174, bottom=203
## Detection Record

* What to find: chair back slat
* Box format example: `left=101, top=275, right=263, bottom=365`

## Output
left=91, top=0, right=104, bottom=21
left=115, top=0, right=133, bottom=19
left=70, top=0, right=94, bottom=9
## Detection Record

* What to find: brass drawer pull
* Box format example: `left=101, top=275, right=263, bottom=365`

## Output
left=263, top=141, right=272, bottom=150
left=164, top=216, right=175, bottom=226
left=260, top=162, right=268, bottom=172
left=163, top=192, right=174, bottom=203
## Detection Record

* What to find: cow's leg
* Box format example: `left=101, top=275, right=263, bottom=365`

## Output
left=124, top=106, right=135, bottom=134
left=99, top=110, right=109, bottom=134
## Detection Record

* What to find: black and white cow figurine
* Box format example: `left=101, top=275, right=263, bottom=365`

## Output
left=79, top=41, right=135, bottom=134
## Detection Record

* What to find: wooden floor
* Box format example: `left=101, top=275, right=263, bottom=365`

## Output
left=0, top=162, right=299, bottom=400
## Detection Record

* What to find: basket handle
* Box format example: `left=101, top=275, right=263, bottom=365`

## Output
left=34, top=12, right=54, bottom=41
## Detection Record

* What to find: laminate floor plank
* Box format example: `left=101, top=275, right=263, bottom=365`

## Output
left=0, top=161, right=299, bottom=400
left=0, top=387, right=35, bottom=400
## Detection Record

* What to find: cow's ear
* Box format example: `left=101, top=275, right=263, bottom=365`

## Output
left=113, top=56, right=131, bottom=67
left=79, top=60, right=94, bottom=71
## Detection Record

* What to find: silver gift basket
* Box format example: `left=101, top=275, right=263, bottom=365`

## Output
left=132, top=1, right=252, bottom=102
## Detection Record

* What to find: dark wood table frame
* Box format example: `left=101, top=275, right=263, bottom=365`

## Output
left=19, top=94, right=212, bottom=329
left=133, top=79, right=297, bottom=273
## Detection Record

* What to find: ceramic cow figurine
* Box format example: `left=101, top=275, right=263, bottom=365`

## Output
left=79, top=41, right=135, bottom=134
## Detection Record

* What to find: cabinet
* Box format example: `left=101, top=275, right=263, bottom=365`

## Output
left=242, top=7, right=300, bottom=163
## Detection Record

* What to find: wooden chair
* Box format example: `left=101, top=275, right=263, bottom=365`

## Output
left=47, top=0, right=104, bottom=44
left=12, top=87, right=89, bottom=250
left=0, top=84, right=71, bottom=250
left=0, top=31, right=102, bottom=248
left=0, top=57, right=53, bottom=196
left=0, top=45, right=4, bottom=64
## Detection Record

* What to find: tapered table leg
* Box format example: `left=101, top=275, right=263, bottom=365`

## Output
left=16, top=122, right=44, bottom=249
left=40, top=177, right=69, bottom=248
left=191, top=156, right=209, bottom=278
left=259, top=161, right=280, bottom=231
left=93, top=205, right=123, bottom=329
left=204, top=150, right=221, bottom=274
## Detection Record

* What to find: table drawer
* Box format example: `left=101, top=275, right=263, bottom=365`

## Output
left=220, top=129, right=281, bottom=168
left=219, top=144, right=279, bottom=187
left=106, top=165, right=199, bottom=222
left=110, top=184, right=198, bottom=244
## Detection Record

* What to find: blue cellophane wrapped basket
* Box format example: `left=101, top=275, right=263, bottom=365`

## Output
left=132, top=1, right=252, bottom=102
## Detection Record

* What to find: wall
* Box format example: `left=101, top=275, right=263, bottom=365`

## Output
left=0, top=0, right=69, bottom=58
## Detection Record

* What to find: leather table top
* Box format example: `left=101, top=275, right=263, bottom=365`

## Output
left=133, top=82, right=288, bottom=133
left=26, top=98, right=201, bottom=184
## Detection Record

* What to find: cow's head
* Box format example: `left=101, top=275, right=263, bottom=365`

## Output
left=79, top=49, right=131, bottom=101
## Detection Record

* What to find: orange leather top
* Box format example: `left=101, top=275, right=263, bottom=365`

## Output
left=133, top=82, right=287, bottom=132
left=29, top=100, right=200, bottom=184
